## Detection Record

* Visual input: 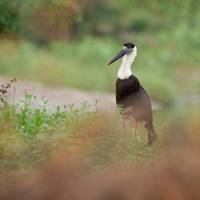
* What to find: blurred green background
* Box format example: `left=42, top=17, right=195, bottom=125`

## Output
left=0, top=0, right=200, bottom=104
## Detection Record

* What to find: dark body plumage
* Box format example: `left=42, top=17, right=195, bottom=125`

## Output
left=116, top=75, right=157, bottom=145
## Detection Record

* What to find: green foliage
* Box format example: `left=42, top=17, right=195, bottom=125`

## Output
left=0, top=90, right=165, bottom=174
left=0, top=0, right=20, bottom=33
left=0, top=91, right=98, bottom=169
left=1, top=92, right=98, bottom=136
left=0, top=0, right=37, bottom=34
left=1, top=0, right=200, bottom=40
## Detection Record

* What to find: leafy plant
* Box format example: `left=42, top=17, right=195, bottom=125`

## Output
left=0, top=87, right=98, bottom=169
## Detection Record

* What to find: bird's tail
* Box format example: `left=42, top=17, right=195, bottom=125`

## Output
left=144, top=121, right=158, bottom=145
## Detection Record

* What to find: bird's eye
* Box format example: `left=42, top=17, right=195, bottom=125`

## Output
left=128, top=46, right=131, bottom=49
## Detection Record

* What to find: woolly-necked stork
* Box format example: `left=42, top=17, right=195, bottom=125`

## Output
left=107, top=42, right=157, bottom=145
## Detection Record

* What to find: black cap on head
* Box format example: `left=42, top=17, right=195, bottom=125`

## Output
left=123, top=42, right=135, bottom=48
left=107, top=42, right=136, bottom=66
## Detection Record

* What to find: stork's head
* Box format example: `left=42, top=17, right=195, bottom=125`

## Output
left=107, top=42, right=137, bottom=66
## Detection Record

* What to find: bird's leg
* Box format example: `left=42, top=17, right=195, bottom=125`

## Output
left=123, top=120, right=126, bottom=134
left=145, top=122, right=158, bottom=146
left=147, top=132, right=158, bottom=146
left=134, top=121, right=138, bottom=138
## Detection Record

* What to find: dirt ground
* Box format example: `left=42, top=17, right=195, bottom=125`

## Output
left=0, top=77, right=162, bottom=112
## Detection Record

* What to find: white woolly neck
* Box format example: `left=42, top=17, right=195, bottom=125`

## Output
left=117, top=46, right=137, bottom=80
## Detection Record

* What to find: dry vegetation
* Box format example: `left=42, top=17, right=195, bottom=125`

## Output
left=0, top=80, right=200, bottom=200
left=0, top=103, right=200, bottom=200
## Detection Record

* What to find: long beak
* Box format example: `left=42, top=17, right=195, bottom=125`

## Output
left=107, top=49, right=127, bottom=66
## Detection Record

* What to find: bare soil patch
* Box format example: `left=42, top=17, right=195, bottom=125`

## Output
left=0, top=77, right=161, bottom=112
